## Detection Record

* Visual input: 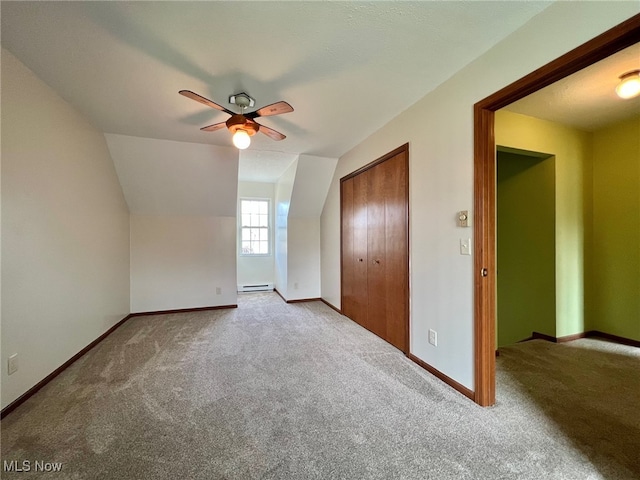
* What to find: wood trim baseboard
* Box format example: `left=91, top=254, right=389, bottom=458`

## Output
left=528, top=330, right=639, bottom=347
left=286, top=297, right=322, bottom=304
left=586, top=330, right=640, bottom=348
left=273, top=288, right=321, bottom=305
left=1, top=313, right=133, bottom=420
left=407, top=353, right=475, bottom=402
left=321, top=298, right=342, bottom=314
left=130, top=304, right=237, bottom=317
left=529, top=331, right=559, bottom=343
left=274, top=288, right=287, bottom=303
left=557, top=332, right=588, bottom=343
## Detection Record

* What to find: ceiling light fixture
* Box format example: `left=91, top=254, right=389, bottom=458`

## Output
left=615, top=70, right=640, bottom=99
left=232, top=129, right=251, bottom=150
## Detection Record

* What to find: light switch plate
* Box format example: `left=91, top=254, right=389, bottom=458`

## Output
left=460, top=238, right=471, bottom=255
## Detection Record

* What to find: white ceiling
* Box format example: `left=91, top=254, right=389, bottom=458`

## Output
left=238, top=150, right=298, bottom=183
left=505, top=43, right=640, bottom=131
left=1, top=1, right=554, bottom=159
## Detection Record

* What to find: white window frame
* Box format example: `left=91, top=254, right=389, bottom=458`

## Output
left=239, top=198, right=271, bottom=256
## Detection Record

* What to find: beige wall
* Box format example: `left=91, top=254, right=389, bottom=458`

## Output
left=1, top=50, right=130, bottom=409
left=320, top=2, right=637, bottom=390
left=130, top=215, right=237, bottom=313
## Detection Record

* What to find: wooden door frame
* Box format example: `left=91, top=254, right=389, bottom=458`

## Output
left=473, top=14, right=640, bottom=406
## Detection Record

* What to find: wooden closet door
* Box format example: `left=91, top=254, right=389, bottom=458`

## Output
left=340, top=144, right=409, bottom=353
left=367, top=161, right=388, bottom=340
left=381, top=150, right=409, bottom=352
left=352, top=172, right=369, bottom=329
left=341, top=177, right=356, bottom=320
left=341, top=174, right=369, bottom=329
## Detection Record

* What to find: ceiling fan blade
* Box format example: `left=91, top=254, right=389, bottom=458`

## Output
left=247, top=101, right=294, bottom=118
left=257, top=124, right=286, bottom=141
left=179, top=90, right=234, bottom=115
left=200, top=122, right=227, bottom=132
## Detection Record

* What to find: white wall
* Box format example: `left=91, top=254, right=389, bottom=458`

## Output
left=289, top=155, right=338, bottom=217
left=130, top=215, right=237, bottom=312
left=287, top=217, right=322, bottom=300
left=237, top=182, right=275, bottom=288
left=1, top=50, right=130, bottom=409
left=105, top=134, right=240, bottom=312
left=283, top=155, right=336, bottom=300
left=274, top=160, right=298, bottom=297
left=320, top=2, right=639, bottom=391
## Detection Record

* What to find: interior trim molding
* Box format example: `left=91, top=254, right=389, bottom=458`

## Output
left=407, top=353, right=475, bottom=402
left=588, top=331, right=640, bottom=348
left=274, top=289, right=325, bottom=305
left=129, top=304, right=237, bottom=317
left=529, top=330, right=640, bottom=348
left=274, top=288, right=287, bottom=303
left=286, top=297, right=322, bottom=304
left=1, top=313, right=133, bottom=420
left=473, top=13, right=640, bottom=407
left=321, top=298, right=342, bottom=314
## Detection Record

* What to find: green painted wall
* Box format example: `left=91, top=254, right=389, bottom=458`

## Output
left=496, top=110, right=592, bottom=339
left=497, top=151, right=556, bottom=346
left=589, top=116, right=640, bottom=341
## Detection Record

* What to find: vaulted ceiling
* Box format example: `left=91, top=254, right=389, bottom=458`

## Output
left=1, top=1, right=554, bottom=159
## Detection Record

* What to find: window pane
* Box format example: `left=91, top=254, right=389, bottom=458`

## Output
left=240, top=199, right=270, bottom=255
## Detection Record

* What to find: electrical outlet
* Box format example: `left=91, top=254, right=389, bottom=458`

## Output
left=8, top=354, right=18, bottom=375
left=215, top=287, right=221, bottom=295
left=428, top=329, right=438, bottom=347
left=294, top=282, right=299, bottom=290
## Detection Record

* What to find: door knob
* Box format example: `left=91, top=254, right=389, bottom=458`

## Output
left=373, top=259, right=380, bottom=264
left=358, top=258, right=364, bottom=262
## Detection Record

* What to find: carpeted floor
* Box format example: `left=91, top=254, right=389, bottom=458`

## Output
left=1, top=292, right=639, bottom=479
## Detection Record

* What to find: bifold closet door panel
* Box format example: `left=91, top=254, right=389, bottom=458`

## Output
left=352, top=172, right=369, bottom=329
left=383, top=151, right=409, bottom=352
left=341, top=177, right=356, bottom=320
left=367, top=162, right=388, bottom=340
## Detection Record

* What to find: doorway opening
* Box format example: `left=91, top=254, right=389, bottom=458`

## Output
left=473, top=15, right=640, bottom=406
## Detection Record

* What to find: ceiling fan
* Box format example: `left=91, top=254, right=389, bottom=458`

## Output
left=179, top=90, right=293, bottom=149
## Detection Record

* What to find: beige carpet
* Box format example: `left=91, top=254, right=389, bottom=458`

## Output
left=1, top=292, right=639, bottom=479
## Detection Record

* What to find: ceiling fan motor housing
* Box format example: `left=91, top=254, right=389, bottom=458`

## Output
left=226, top=114, right=259, bottom=136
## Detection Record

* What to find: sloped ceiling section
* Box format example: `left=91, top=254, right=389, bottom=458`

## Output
left=289, top=155, right=339, bottom=218
left=105, top=134, right=238, bottom=216
left=239, top=150, right=298, bottom=183
left=1, top=1, right=553, bottom=158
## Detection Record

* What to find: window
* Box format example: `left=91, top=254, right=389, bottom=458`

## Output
left=240, top=199, right=270, bottom=255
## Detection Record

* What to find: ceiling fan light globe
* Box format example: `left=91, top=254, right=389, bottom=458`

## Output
left=615, top=71, right=640, bottom=99
left=233, top=129, right=251, bottom=149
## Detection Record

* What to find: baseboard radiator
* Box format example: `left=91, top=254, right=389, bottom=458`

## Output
left=238, top=283, right=274, bottom=293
